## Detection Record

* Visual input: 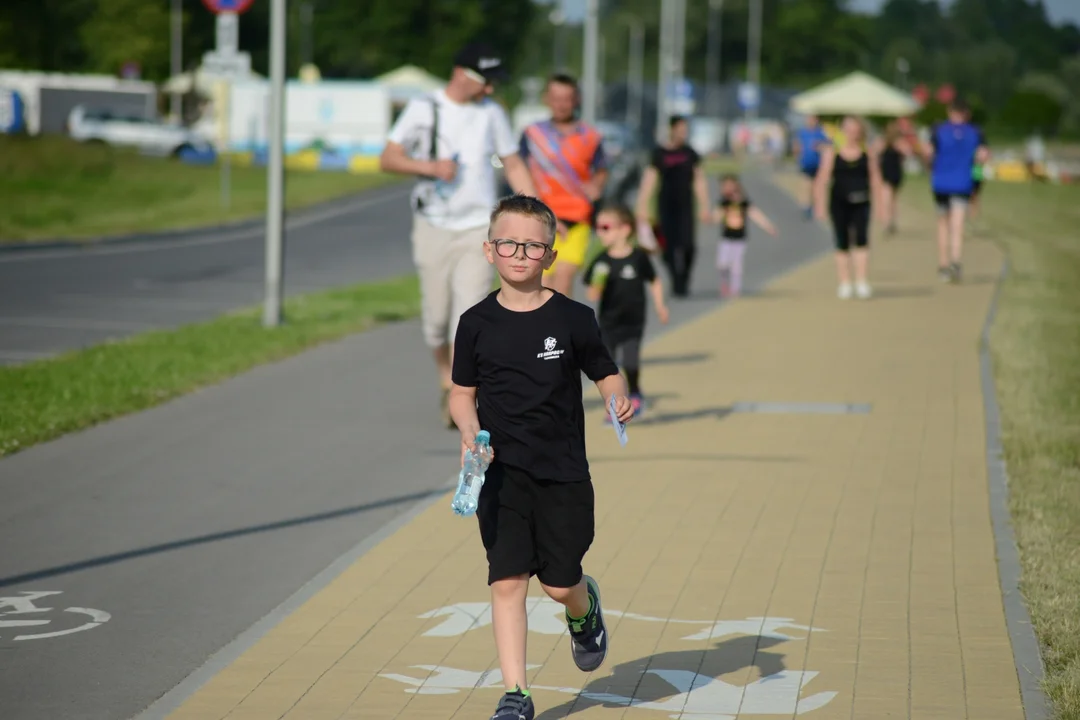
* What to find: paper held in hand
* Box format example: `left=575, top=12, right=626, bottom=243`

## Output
left=608, top=394, right=628, bottom=446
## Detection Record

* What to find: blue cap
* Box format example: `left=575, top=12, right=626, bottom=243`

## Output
left=476, top=430, right=491, bottom=444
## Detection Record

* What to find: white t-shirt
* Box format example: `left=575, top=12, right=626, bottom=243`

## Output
left=387, top=90, right=516, bottom=231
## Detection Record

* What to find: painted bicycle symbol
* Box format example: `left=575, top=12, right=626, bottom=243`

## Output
left=0, top=591, right=111, bottom=641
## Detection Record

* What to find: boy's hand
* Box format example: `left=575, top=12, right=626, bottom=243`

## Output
left=612, top=395, right=635, bottom=423
left=460, top=430, right=491, bottom=467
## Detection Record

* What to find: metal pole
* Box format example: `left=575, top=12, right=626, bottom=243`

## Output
left=581, top=0, right=599, bottom=125
left=655, top=0, right=673, bottom=141
left=300, top=2, right=314, bottom=67
left=673, top=0, right=685, bottom=82
left=263, top=0, right=286, bottom=328
left=626, top=20, right=643, bottom=133
left=170, top=0, right=182, bottom=122
left=706, top=0, right=723, bottom=116
left=745, top=0, right=762, bottom=121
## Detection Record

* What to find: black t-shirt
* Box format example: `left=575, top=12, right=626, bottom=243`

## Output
left=582, top=248, right=656, bottom=329
left=452, top=290, right=619, bottom=482
left=651, top=145, right=700, bottom=215
left=719, top=197, right=751, bottom=240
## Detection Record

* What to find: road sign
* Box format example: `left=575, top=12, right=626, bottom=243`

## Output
left=201, top=51, right=251, bottom=78
left=201, top=0, right=255, bottom=14
left=738, top=81, right=760, bottom=110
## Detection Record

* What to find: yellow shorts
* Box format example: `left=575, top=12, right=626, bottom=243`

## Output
left=544, top=222, right=591, bottom=275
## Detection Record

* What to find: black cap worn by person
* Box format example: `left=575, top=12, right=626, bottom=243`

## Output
left=454, top=41, right=508, bottom=83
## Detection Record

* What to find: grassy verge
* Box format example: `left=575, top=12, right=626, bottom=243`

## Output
left=971, top=179, right=1080, bottom=717
left=0, top=276, right=420, bottom=457
left=0, top=135, right=402, bottom=243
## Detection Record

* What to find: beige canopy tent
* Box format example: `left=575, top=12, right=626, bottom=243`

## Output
left=789, top=71, right=919, bottom=117
left=375, top=64, right=445, bottom=103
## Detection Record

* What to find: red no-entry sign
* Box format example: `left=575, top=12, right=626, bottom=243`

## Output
left=201, top=0, right=255, bottom=14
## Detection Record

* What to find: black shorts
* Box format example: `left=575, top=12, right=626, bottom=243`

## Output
left=477, top=463, right=595, bottom=587
left=933, top=192, right=971, bottom=213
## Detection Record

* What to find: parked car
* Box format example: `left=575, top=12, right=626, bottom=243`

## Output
left=66, top=105, right=214, bottom=158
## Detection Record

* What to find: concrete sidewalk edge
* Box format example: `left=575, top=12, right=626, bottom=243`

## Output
left=980, top=259, right=1050, bottom=720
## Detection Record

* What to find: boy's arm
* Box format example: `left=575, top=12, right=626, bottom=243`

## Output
left=449, top=315, right=483, bottom=463
left=748, top=206, right=778, bottom=236
left=576, top=311, right=632, bottom=421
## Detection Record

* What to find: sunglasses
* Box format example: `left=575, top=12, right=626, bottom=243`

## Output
left=595, top=223, right=626, bottom=232
left=491, top=238, right=551, bottom=260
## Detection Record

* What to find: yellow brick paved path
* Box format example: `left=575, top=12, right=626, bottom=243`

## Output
left=167, top=176, right=1023, bottom=720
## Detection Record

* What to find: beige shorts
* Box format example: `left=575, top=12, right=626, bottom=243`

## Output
left=411, top=215, right=494, bottom=349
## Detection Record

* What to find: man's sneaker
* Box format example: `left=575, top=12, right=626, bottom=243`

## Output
left=837, top=282, right=853, bottom=300
left=567, top=575, right=608, bottom=672
left=630, top=393, right=644, bottom=417
left=490, top=689, right=534, bottom=720
left=949, top=262, right=963, bottom=284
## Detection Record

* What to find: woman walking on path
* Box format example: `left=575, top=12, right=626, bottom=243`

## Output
left=814, top=116, right=884, bottom=300
left=874, top=121, right=907, bottom=235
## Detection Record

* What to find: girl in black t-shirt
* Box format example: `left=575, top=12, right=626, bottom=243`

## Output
left=583, top=204, right=669, bottom=416
left=710, top=175, right=778, bottom=298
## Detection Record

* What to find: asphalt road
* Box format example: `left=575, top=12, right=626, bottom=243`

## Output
left=0, top=182, right=415, bottom=365
left=0, top=169, right=833, bottom=720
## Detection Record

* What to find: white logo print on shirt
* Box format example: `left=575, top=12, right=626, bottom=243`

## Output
left=538, top=336, right=564, bottom=360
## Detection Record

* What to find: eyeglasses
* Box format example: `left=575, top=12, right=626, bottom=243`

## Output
left=491, top=239, right=551, bottom=260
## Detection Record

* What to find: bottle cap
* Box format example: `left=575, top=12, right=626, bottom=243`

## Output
left=476, top=430, right=491, bottom=444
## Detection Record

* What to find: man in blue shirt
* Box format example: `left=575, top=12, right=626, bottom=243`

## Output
left=923, top=99, right=989, bottom=283
left=793, top=115, right=830, bottom=218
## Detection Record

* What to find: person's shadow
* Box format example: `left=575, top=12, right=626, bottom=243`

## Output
left=534, top=635, right=787, bottom=718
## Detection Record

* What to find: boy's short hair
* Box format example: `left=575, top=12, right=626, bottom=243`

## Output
left=546, top=72, right=579, bottom=94
left=595, top=202, right=635, bottom=229
left=489, top=194, right=558, bottom=245
left=669, top=114, right=688, bottom=128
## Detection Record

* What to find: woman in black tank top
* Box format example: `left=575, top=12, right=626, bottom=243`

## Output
left=873, top=120, right=908, bottom=235
left=813, top=116, right=884, bottom=300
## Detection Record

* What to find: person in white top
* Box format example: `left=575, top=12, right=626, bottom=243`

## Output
left=380, top=41, right=535, bottom=427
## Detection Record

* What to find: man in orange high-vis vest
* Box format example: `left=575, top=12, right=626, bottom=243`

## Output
left=519, top=73, right=609, bottom=298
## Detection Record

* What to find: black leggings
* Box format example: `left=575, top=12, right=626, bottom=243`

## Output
left=659, top=211, right=696, bottom=296
left=829, top=199, right=870, bottom=252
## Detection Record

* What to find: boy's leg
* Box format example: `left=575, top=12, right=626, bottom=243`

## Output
left=533, top=478, right=608, bottom=672
left=477, top=465, right=537, bottom=695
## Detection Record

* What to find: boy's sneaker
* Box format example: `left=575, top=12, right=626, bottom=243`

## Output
left=630, top=393, right=644, bottom=417
left=854, top=281, right=873, bottom=299
left=938, top=266, right=953, bottom=283
left=837, top=282, right=853, bottom=300
left=567, top=575, right=608, bottom=672
left=949, top=262, right=963, bottom=284
left=490, top=688, right=534, bottom=720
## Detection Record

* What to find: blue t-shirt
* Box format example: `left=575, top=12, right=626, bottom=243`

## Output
left=795, top=127, right=829, bottom=171
left=931, top=122, right=985, bottom=194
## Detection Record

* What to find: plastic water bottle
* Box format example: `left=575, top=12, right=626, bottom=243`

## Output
left=434, top=153, right=460, bottom=199
left=451, top=430, right=493, bottom=517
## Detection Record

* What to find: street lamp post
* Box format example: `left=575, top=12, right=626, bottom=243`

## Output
left=170, top=0, right=182, bottom=122
left=581, top=0, right=600, bottom=125
left=625, top=17, right=644, bottom=133
left=706, top=0, right=723, bottom=116
left=745, top=0, right=763, bottom=121
left=263, top=0, right=286, bottom=328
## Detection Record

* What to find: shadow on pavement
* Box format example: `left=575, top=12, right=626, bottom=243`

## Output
left=640, top=352, right=713, bottom=367
left=534, top=636, right=788, bottom=719
left=0, top=485, right=450, bottom=589
left=589, top=453, right=801, bottom=464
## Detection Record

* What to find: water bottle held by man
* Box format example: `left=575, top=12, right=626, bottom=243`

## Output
left=451, top=430, right=493, bottom=517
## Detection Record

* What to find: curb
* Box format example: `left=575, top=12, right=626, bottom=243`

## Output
left=980, top=259, right=1051, bottom=720
left=0, top=180, right=407, bottom=254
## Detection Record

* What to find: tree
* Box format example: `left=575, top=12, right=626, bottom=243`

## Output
left=80, top=0, right=172, bottom=79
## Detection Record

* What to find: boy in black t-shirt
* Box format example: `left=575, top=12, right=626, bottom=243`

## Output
left=450, top=195, right=634, bottom=720
left=583, top=204, right=669, bottom=417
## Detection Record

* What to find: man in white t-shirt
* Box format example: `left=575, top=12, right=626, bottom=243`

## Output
left=380, top=41, right=535, bottom=427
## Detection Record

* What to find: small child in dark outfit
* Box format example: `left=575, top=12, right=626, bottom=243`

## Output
left=711, top=174, right=778, bottom=298
left=582, top=204, right=669, bottom=417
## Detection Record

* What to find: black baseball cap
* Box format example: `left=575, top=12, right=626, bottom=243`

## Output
left=453, top=41, right=508, bottom=83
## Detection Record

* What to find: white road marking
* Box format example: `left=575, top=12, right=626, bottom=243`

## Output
left=0, top=185, right=411, bottom=264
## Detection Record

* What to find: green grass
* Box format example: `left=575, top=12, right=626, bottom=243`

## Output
left=0, top=135, right=403, bottom=243
left=968, top=179, right=1080, bottom=718
left=0, top=275, right=420, bottom=457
